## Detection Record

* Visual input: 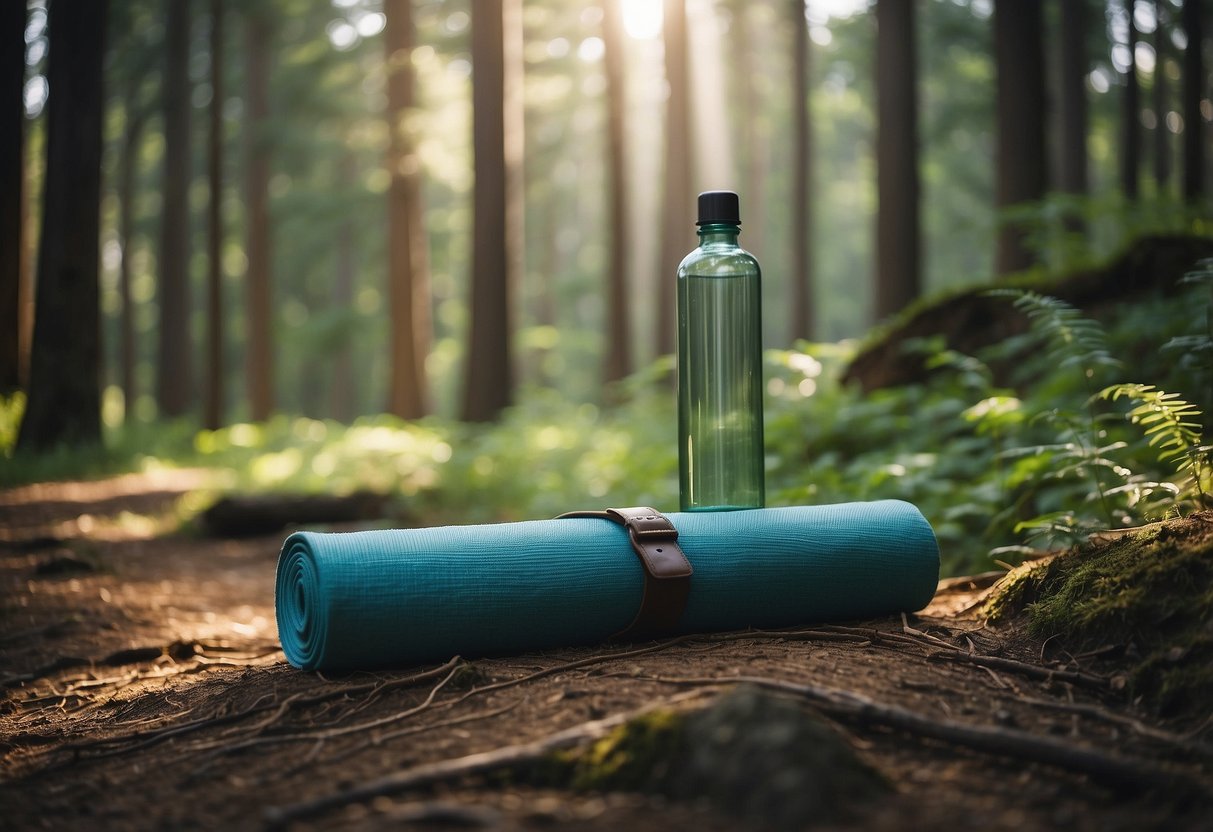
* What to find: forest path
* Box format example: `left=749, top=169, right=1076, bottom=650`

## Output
left=0, top=472, right=1208, bottom=831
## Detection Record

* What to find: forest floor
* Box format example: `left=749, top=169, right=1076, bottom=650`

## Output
left=1, top=471, right=1210, bottom=831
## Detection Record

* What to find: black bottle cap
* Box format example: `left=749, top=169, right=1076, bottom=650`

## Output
left=696, top=190, right=741, bottom=226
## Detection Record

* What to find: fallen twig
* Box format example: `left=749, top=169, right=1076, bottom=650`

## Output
left=928, top=651, right=1108, bottom=690
left=189, top=662, right=465, bottom=757
left=818, top=623, right=1109, bottom=690
left=263, top=691, right=705, bottom=828
left=51, top=657, right=464, bottom=762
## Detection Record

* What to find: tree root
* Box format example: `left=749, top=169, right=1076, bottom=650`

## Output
left=264, top=669, right=1211, bottom=828
left=639, top=674, right=1211, bottom=795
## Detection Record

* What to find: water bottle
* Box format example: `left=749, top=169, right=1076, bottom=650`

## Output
left=677, top=190, right=765, bottom=511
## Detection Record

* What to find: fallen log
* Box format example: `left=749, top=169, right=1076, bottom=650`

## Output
left=199, top=491, right=389, bottom=537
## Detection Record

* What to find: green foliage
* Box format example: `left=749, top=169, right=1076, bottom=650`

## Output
left=1003, top=193, right=1212, bottom=275
left=985, top=289, right=1120, bottom=377
left=1101, top=385, right=1210, bottom=508
left=0, top=392, right=24, bottom=457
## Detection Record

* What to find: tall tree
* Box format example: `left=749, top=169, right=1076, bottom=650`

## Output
left=245, top=7, right=274, bottom=421
left=156, top=0, right=193, bottom=417
left=875, top=0, right=920, bottom=318
left=1057, top=0, right=1091, bottom=216
left=384, top=0, right=431, bottom=419
left=204, top=0, right=224, bottom=430
left=657, top=0, right=691, bottom=359
left=731, top=1, right=767, bottom=297
left=331, top=153, right=357, bottom=424
left=993, top=0, right=1046, bottom=275
left=1121, top=0, right=1142, bottom=200
left=1, top=1, right=24, bottom=393
left=461, top=0, right=523, bottom=422
left=1153, top=0, right=1172, bottom=190
left=18, top=0, right=109, bottom=450
left=1181, top=0, right=1205, bottom=201
left=790, top=0, right=813, bottom=340
left=115, top=44, right=159, bottom=418
left=602, top=0, right=631, bottom=385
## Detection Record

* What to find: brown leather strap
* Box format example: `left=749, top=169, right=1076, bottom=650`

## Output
left=556, top=507, right=693, bottom=641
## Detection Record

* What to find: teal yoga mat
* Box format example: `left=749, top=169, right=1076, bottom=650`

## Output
left=276, top=500, right=940, bottom=671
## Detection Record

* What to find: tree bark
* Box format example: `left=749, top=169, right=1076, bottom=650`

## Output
left=733, top=1, right=767, bottom=311
left=1153, top=0, right=1172, bottom=190
left=602, top=0, right=632, bottom=386
left=1121, top=0, right=1141, bottom=200
left=993, top=0, right=1046, bottom=276
left=204, top=0, right=224, bottom=430
left=657, top=0, right=692, bottom=360
left=331, top=154, right=356, bottom=424
left=17, top=0, right=109, bottom=450
left=156, top=0, right=193, bottom=417
left=384, top=0, right=431, bottom=419
left=0, top=1, right=24, bottom=393
left=790, top=0, right=813, bottom=341
left=875, top=0, right=921, bottom=316
left=1181, top=0, right=1205, bottom=201
left=117, top=107, right=146, bottom=419
left=1057, top=0, right=1090, bottom=214
left=461, top=0, right=522, bottom=422
left=245, top=9, right=274, bottom=422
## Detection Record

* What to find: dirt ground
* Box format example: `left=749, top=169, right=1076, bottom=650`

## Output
left=1, top=472, right=1210, bottom=831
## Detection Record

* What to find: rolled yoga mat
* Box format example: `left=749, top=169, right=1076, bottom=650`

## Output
left=276, top=500, right=940, bottom=671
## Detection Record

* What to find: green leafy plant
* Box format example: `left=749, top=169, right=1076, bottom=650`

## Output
left=986, top=290, right=1132, bottom=545
left=1100, top=384, right=1210, bottom=510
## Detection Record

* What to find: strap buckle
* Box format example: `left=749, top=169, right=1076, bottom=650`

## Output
left=556, top=506, right=693, bottom=640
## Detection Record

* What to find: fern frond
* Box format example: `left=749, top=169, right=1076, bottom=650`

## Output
left=1101, top=383, right=1208, bottom=481
left=986, top=289, right=1120, bottom=374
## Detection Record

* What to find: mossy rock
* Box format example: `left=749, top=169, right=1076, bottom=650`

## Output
left=544, top=685, right=888, bottom=827
left=985, top=512, right=1213, bottom=716
left=843, top=235, right=1213, bottom=392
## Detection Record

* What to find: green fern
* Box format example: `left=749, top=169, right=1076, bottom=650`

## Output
left=1100, top=383, right=1210, bottom=508
left=986, top=289, right=1121, bottom=375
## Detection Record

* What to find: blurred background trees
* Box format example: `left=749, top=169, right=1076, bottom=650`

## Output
left=5, top=0, right=1212, bottom=446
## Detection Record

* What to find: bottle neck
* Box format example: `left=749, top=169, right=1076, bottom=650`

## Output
left=697, top=223, right=740, bottom=245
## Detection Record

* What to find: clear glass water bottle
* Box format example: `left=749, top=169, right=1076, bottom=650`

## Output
left=677, top=190, right=765, bottom=511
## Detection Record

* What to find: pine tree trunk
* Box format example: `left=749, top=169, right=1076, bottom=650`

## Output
left=657, top=0, right=691, bottom=360
left=1181, top=0, right=1205, bottom=201
left=331, top=191, right=355, bottom=423
left=1153, top=0, right=1172, bottom=190
left=790, top=0, right=813, bottom=341
left=0, top=1, right=24, bottom=393
left=117, top=111, right=144, bottom=419
left=1057, top=0, right=1090, bottom=223
left=156, top=0, right=194, bottom=417
left=1121, top=0, right=1141, bottom=200
left=602, top=0, right=631, bottom=386
left=385, top=0, right=431, bottom=419
left=732, top=2, right=767, bottom=294
left=17, top=0, right=109, bottom=450
left=461, top=0, right=522, bottom=422
left=245, top=9, right=274, bottom=422
left=875, top=0, right=921, bottom=315
left=204, top=0, right=224, bottom=430
left=994, top=0, right=1046, bottom=276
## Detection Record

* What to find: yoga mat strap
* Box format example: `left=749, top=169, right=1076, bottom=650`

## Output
left=556, top=507, right=693, bottom=640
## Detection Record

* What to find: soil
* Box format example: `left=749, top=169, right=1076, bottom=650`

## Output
left=1, top=472, right=1210, bottom=831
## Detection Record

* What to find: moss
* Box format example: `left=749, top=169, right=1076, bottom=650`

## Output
left=538, top=686, right=888, bottom=827
left=982, top=557, right=1057, bottom=624
left=984, top=513, right=1213, bottom=716
left=565, top=708, right=686, bottom=792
